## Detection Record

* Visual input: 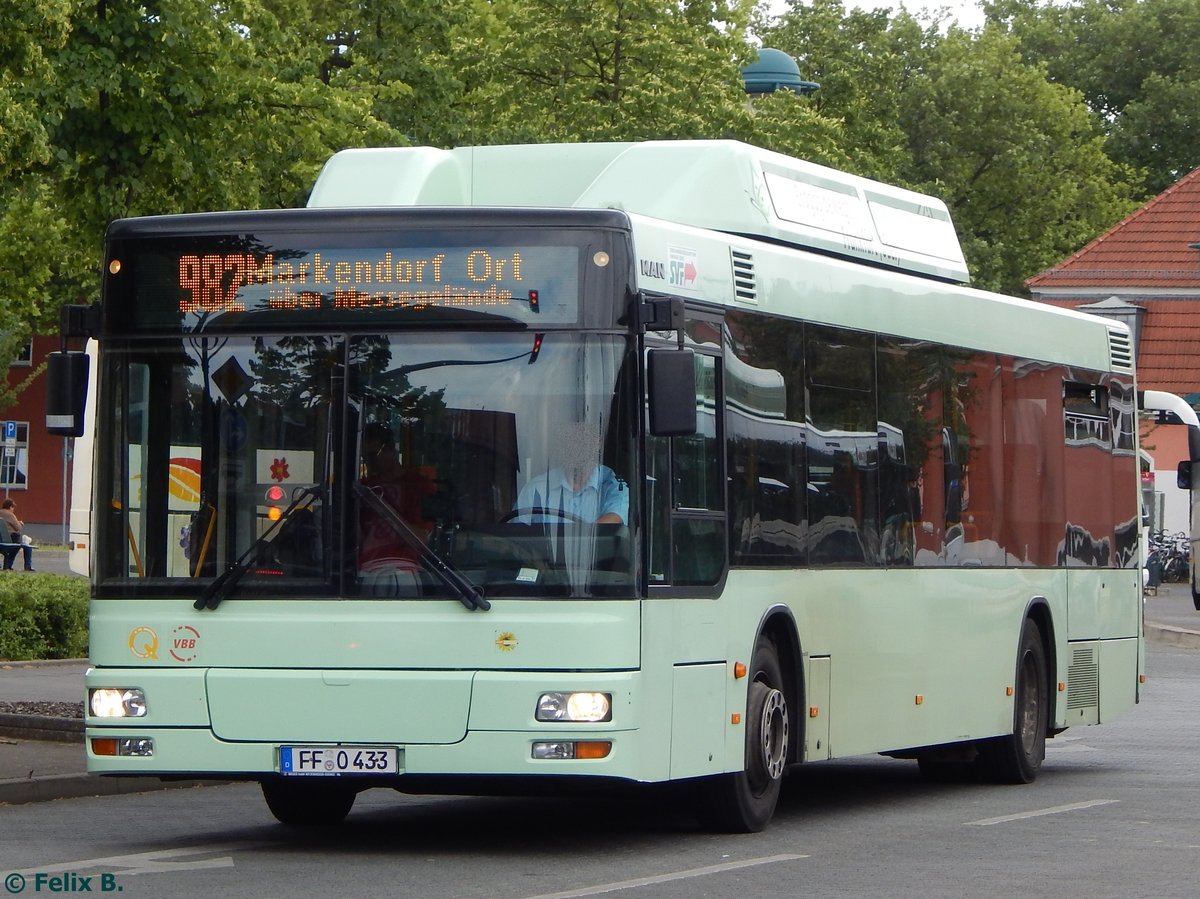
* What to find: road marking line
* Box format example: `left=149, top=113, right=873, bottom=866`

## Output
left=14, top=842, right=270, bottom=877
left=519, top=853, right=808, bottom=899
left=965, top=799, right=1119, bottom=826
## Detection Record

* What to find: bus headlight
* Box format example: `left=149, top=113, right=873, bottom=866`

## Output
left=89, top=688, right=148, bottom=718
left=536, top=692, right=611, bottom=723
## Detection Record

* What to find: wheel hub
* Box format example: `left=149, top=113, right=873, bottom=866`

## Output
left=759, top=687, right=789, bottom=780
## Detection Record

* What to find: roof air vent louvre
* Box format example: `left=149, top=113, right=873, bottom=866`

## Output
left=732, top=250, right=757, bottom=303
left=1107, top=328, right=1134, bottom=374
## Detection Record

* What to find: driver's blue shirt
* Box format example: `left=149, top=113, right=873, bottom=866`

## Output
left=514, top=465, right=628, bottom=525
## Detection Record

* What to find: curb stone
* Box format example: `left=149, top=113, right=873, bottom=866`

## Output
left=0, top=774, right=233, bottom=806
left=1144, top=621, right=1200, bottom=650
left=0, top=713, right=82, bottom=743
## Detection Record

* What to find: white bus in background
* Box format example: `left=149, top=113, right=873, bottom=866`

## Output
left=64, top=340, right=97, bottom=577
left=1140, top=389, right=1200, bottom=609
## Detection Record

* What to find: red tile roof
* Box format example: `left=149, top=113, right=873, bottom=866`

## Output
left=1027, top=166, right=1200, bottom=291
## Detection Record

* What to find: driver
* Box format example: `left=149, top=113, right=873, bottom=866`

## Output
left=514, top=421, right=628, bottom=525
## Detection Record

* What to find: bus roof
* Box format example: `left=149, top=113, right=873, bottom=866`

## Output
left=307, top=140, right=971, bottom=284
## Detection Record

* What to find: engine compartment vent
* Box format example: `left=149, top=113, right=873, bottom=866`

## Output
left=732, top=250, right=757, bottom=303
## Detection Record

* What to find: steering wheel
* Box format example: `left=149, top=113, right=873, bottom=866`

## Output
left=500, top=506, right=588, bottom=524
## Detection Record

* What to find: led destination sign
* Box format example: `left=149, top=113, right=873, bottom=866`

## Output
left=111, top=238, right=585, bottom=332
left=177, top=248, right=540, bottom=315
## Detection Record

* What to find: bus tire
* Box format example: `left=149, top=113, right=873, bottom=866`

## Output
left=976, top=618, right=1048, bottom=784
left=696, top=635, right=789, bottom=833
left=261, top=777, right=357, bottom=826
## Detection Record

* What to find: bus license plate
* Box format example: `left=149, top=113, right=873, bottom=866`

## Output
left=279, top=745, right=398, bottom=776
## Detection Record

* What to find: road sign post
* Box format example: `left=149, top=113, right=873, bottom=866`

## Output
left=2, top=421, right=12, bottom=500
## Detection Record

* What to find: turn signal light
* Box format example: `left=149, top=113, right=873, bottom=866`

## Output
left=91, top=738, right=118, bottom=756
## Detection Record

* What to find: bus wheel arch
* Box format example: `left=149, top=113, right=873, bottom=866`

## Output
left=759, top=610, right=804, bottom=766
left=695, top=611, right=800, bottom=832
left=1025, top=599, right=1057, bottom=724
left=976, top=610, right=1052, bottom=784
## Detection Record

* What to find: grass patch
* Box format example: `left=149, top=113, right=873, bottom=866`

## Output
left=0, top=573, right=89, bottom=661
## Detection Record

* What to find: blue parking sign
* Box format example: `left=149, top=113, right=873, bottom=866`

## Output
left=2, top=421, right=14, bottom=441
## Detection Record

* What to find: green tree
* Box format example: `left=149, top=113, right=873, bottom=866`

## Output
left=0, top=0, right=409, bottom=387
left=0, top=0, right=75, bottom=408
left=760, top=0, right=936, bottom=181
left=451, top=0, right=758, bottom=144
left=989, top=0, right=1200, bottom=192
left=284, top=0, right=470, bottom=147
left=898, top=28, right=1139, bottom=293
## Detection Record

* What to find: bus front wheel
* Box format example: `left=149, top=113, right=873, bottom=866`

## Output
left=976, top=618, right=1048, bottom=784
left=696, top=635, right=790, bottom=833
left=261, top=777, right=358, bottom=826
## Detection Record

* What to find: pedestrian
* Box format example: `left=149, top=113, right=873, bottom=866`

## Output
left=0, top=498, right=35, bottom=571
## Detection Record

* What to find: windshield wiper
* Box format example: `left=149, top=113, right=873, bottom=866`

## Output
left=354, top=483, right=490, bottom=612
left=194, top=486, right=322, bottom=611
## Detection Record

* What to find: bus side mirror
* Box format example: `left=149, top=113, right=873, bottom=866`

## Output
left=1178, top=460, right=1193, bottom=491
left=647, top=348, right=696, bottom=436
left=45, top=351, right=90, bottom=438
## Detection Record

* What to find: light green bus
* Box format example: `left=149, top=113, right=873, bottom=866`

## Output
left=48, top=140, right=1143, bottom=832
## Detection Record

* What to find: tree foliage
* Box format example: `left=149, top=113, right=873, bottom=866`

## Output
left=761, top=0, right=932, bottom=180
left=987, top=0, right=1200, bottom=193
left=897, top=27, right=1139, bottom=293
left=0, top=1, right=75, bottom=408
left=451, top=0, right=758, bottom=144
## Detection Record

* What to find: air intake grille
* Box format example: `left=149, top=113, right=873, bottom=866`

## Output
left=1108, top=329, right=1134, bottom=374
left=1067, top=645, right=1099, bottom=710
left=732, top=250, right=757, bottom=303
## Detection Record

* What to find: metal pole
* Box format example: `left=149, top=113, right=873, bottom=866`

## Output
left=62, top=438, right=70, bottom=546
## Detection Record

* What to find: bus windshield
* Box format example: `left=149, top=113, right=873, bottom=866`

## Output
left=93, top=331, right=638, bottom=600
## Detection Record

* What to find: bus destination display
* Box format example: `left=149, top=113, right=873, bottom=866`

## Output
left=117, top=241, right=582, bottom=330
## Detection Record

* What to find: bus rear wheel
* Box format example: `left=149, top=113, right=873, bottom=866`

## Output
left=261, top=777, right=358, bottom=826
left=976, top=618, right=1048, bottom=784
left=696, top=635, right=790, bottom=833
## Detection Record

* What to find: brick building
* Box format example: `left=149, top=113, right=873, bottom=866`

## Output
left=2, top=335, right=73, bottom=543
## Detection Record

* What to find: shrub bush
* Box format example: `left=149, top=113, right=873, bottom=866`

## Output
left=0, top=574, right=89, bottom=661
